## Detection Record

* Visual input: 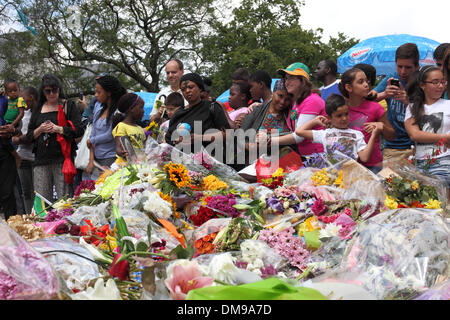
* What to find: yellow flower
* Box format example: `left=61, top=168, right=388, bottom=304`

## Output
left=202, top=175, right=228, bottom=191
left=424, top=199, right=442, bottom=209
left=272, top=168, right=285, bottom=178
left=411, top=180, right=419, bottom=191
left=96, top=169, right=114, bottom=185
left=163, top=162, right=191, bottom=189
left=384, top=195, right=399, bottom=210
left=334, top=170, right=344, bottom=188
left=311, top=169, right=332, bottom=186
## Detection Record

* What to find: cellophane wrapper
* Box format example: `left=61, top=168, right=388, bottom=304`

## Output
left=316, top=208, right=450, bottom=300
left=0, top=222, right=60, bottom=300
left=381, top=158, right=448, bottom=212
left=30, top=236, right=102, bottom=292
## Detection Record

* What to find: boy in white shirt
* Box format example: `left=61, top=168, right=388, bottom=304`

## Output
left=295, top=94, right=381, bottom=163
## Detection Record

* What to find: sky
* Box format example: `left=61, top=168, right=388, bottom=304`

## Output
left=299, top=0, right=448, bottom=44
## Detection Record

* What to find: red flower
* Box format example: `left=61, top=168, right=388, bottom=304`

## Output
left=109, top=254, right=130, bottom=281
left=54, top=223, right=69, bottom=234
left=69, top=225, right=81, bottom=236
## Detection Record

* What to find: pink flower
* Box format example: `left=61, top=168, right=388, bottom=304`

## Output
left=311, top=198, right=327, bottom=216
left=164, top=263, right=214, bottom=300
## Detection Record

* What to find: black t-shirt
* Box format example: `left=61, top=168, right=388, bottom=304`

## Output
left=27, top=100, right=84, bottom=166
left=166, top=100, right=230, bottom=147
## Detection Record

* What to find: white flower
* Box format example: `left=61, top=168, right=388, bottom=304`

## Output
left=319, top=223, right=342, bottom=239
left=207, top=253, right=240, bottom=285
left=136, top=165, right=153, bottom=181
left=70, top=278, right=121, bottom=300
left=142, top=191, right=173, bottom=219
left=79, top=237, right=113, bottom=264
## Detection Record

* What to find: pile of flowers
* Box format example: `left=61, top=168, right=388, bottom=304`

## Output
left=383, top=175, right=442, bottom=209
left=3, top=138, right=448, bottom=301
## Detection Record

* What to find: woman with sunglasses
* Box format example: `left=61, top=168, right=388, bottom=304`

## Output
left=405, top=65, right=450, bottom=195
left=85, top=74, right=127, bottom=178
left=26, top=74, right=84, bottom=201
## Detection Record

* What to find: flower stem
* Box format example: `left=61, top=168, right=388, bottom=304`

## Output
left=117, top=251, right=170, bottom=263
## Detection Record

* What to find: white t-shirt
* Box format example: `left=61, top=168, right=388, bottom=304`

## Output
left=17, top=109, right=35, bottom=161
left=312, top=127, right=367, bottom=160
left=404, top=98, right=450, bottom=160
left=150, top=86, right=187, bottom=116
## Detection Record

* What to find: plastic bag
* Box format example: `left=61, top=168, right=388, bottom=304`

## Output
left=192, top=218, right=231, bottom=241
left=0, top=222, right=59, bottom=299
left=414, top=279, right=450, bottom=300
left=66, top=202, right=110, bottom=227
left=30, top=236, right=102, bottom=292
left=119, top=208, right=151, bottom=240
left=74, top=123, right=92, bottom=170
left=329, top=208, right=450, bottom=299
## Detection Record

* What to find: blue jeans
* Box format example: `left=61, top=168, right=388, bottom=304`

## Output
left=416, top=155, right=450, bottom=188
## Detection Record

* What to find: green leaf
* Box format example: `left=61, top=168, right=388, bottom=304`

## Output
left=146, top=222, right=152, bottom=243
left=136, top=242, right=148, bottom=252
left=170, top=244, right=195, bottom=260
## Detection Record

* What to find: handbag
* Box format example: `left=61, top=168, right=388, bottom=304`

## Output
left=74, top=123, right=92, bottom=170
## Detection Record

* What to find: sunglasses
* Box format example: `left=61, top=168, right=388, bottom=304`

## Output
left=43, top=88, right=59, bottom=95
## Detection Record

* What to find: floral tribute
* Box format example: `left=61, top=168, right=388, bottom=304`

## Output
left=260, top=168, right=285, bottom=189
left=383, top=175, right=442, bottom=209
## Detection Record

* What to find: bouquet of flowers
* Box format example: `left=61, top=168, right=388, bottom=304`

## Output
left=383, top=175, right=442, bottom=210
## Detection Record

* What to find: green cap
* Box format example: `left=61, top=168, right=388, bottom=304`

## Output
left=278, top=62, right=310, bottom=80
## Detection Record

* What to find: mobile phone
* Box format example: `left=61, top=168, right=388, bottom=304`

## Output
left=79, top=92, right=84, bottom=100
left=390, top=79, right=400, bottom=87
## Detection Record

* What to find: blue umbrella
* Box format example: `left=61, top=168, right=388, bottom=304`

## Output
left=216, top=78, right=281, bottom=103
left=337, top=34, right=440, bottom=76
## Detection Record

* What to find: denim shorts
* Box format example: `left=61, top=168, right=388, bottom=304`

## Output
left=416, top=155, right=450, bottom=188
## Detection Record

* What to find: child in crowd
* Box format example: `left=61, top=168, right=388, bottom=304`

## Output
left=228, top=82, right=251, bottom=122
left=112, top=93, right=146, bottom=160
left=159, top=92, right=184, bottom=142
left=337, top=68, right=396, bottom=173
left=296, top=94, right=381, bottom=163
left=4, top=79, right=26, bottom=129
left=405, top=65, right=450, bottom=192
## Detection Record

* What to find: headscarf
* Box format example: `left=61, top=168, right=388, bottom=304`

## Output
left=179, top=73, right=205, bottom=91
left=273, top=79, right=287, bottom=92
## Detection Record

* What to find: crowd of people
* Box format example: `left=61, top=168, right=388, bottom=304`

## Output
left=1, top=42, right=449, bottom=220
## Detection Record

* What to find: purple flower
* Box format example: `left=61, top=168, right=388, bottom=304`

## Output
left=45, top=208, right=74, bottom=222
left=260, top=265, right=278, bottom=278
left=0, top=271, right=18, bottom=300
left=266, top=196, right=283, bottom=212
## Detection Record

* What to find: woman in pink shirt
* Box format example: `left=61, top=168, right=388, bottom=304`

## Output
left=338, top=68, right=395, bottom=173
left=257, top=62, right=326, bottom=157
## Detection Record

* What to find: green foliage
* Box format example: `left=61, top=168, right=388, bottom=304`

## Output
left=0, top=0, right=359, bottom=98
left=200, top=0, right=359, bottom=96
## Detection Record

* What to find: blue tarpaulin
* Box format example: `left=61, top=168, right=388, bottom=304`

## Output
left=135, top=91, right=158, bottom=121
left=337, top=34, right=440, bottom=76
